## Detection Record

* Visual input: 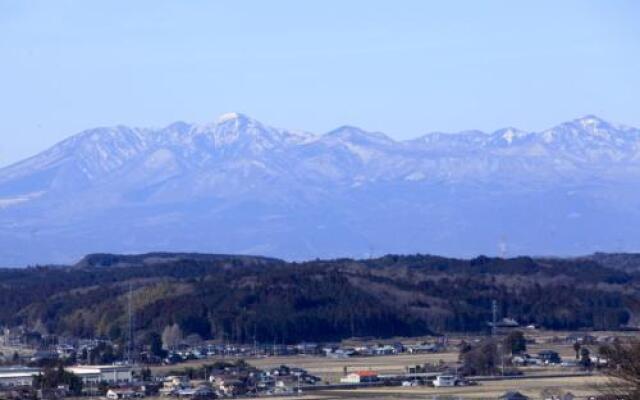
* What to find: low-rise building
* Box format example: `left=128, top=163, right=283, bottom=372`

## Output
left=433, top=375, right=457, bottom=387
left=106, top=388, right=144, bottom=399
left=176, top=386, right=215, bottom=399
left=159, top=375, right=190, bottom=396
left=406, top=343, right=440, bottom=354
left=66, top=365, right=133, bottom=384
left=0, top=366, right=41, bottom=387
left=29, top=350, right=58, bottom=363
left=537, top=350, right=562, bottom=364
left=212, top=376, right=245, bottom=396
left=340, top=370, right=378, bottom=384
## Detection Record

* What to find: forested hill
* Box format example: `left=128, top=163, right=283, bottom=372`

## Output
left=0, top=253, right=638, bottom=343
left=579, top=252, right=640, bottom=273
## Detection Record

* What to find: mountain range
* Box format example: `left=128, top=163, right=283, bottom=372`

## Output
left=1, top=113, right=640, bottom=267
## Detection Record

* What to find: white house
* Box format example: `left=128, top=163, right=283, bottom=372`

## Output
left=433, top=375, right=457, bottom=387
left=406, top=343, right=439, bottom=354
left=106, top=388, right=140, bottom=399
left=340, top=371, right=378, bottom=384
left=159, top=375, right=190, bottom=396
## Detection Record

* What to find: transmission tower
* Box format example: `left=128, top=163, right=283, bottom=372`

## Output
left=498, top=236, right=508, bottom=258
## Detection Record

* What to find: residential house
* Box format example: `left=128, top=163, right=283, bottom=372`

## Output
left=340, top=371, right=378, bottom=384
left=55, top=345, right=76, bottom=359
left=433, top=375, right=457, bottom=387
left=176, top=386, right=214, bottom=399
left=106, top=388, right=144, bottom=399
left=373, top=345, right=397, bottom=355
left=537, top=350, right=562, bottom=364
left=406, top=343, right=440, bottom=354
left=213, top=376, right=245, bottom=396
left=566, top=333, right=596, bottom=345
left=159, top=376, right=190, bottom=396
left=511, top=354, right=539, bottom=366
left=29, top=350, right=59, bottom=363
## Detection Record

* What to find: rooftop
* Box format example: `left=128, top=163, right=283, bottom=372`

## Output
left=355, top=370, right=378, bottom=377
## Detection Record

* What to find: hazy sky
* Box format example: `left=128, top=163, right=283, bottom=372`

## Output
left=1, top=0, right=639, bottom=167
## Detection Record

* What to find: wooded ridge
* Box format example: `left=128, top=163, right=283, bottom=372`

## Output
left=1, top=252, right=637, bottom=343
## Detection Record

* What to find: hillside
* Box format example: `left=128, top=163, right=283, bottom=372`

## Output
left=2, top=114, right=640, bottom=266
left=580, top=252, right=640, bottom=273
left=0, top=252, right=637, bottom=343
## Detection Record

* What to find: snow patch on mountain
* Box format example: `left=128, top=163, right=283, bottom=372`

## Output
left=0, top=191, right=45, bottom=209
left=1, top=113, right=640, bottom=266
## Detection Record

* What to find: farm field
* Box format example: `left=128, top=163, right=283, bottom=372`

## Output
left=249, top=353, right=459, bottom=383
left=230, top=375, right=608, bottom=400
left=151, top=352, right=459, bottom=382
left=152, top=342, right=590, bottom=383
left=312, top=375, right=607, bottom=399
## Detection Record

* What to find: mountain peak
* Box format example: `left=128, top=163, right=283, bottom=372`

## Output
left=325, top=125, right=395, bottom=145
left=164, top=121, right=192, bottom=134
left=491, top=127, right=529, bottom=144
left=555, top=114, right=617, bottom=134
left=565, top=115, right=614, bottom=132
left=215, top=112, right=250, bottom=124
left=574, top=114, right=606, bottom=125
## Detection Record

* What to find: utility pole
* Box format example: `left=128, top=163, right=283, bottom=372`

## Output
left=491, top=300, right=498, bottom=337
left=127, top=282, right=135, bottom=366
left=253, top=324, right=257, bottom=357
left=492, top=299, right=503, bottom=377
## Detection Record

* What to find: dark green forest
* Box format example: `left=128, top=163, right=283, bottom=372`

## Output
left=0, top=252, right=638, bottom=343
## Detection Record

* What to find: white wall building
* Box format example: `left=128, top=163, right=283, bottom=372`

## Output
left=66, top=365, right=133, bottom=384
left=0, top=367, right=41, bottom=387
left=433, top=375, right=457, bottom=387
left=339, top=371, right=378, bottom=384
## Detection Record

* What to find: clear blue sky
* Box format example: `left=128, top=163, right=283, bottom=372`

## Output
left=1, top=0, right=639, bottom=167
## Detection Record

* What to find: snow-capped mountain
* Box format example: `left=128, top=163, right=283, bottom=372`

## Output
left=1, top=113, right=640, bottom=267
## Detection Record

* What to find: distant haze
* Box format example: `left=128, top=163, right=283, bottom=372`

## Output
left=1, top=113, right=640, bottom=266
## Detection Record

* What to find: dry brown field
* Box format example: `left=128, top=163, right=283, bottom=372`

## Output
left=151, top=352, right=458, bottom=382
left=151, top=343, right=588, bottom=383
left=148, top=330, right=631, bottom=398
left=313, top=375, right=608, bottom=399
left=230, top=375, right=608, bottom=400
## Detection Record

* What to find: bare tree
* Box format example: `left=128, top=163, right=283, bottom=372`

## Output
left=503, top=331, right=527, bottom=355
left=33, top=320, right=49, bottom=336
left=184, top=333, right=203, bottom=347
left=598, top=339, right=640, bottom=399
left=161, top=323, right=183, bottom=350
left=573, top=341, right=581, bottom=360
left=459, top=339, right=500, bottom=376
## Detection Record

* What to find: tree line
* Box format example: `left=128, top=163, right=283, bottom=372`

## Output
left=0, top=253, right=637, bottom=344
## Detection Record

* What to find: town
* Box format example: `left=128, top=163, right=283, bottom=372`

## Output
left=0, top=319, right=631, bottom=400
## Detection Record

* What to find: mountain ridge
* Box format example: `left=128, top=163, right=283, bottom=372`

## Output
left=1, top=113, right=640, bottom=267
left=0, top=251, right=637, bottom=342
